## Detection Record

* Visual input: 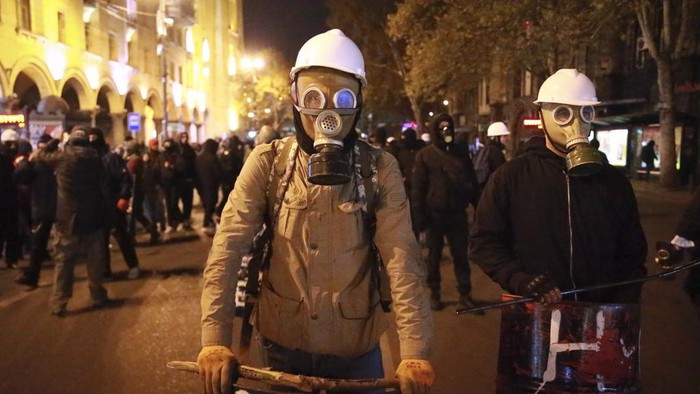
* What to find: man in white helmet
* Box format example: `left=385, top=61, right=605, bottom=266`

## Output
left=198, top=29, right=434, bottom=394
left=473, top=121, right=510, bottom=193
left=470, top=69, right=648, bottom=391
left=471, top=68, right=647, bottom=306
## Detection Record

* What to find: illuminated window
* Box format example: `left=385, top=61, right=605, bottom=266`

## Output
left=18, top=0, right=32, bottom=31
left=128, top=40, right=135, bottom=66
left=57, top=12, right=66, bottom=43
left=109, top=32, right=119, bottom=61
left=85, top=23, right=91, bottom=51
left=202, top=39, right=210, bottom=62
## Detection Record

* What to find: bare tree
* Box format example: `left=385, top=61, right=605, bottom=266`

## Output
left=635, top=0, right=700, bottom=188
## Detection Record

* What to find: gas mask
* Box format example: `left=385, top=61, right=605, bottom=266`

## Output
left=439, top=120, right=455, bottom=144
left=540, top=103, right=603, bottom=176
left=294, top=68, right=361, bottom=185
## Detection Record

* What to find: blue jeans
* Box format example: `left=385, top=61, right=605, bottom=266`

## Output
left=259, top=337, right=386, bottom=393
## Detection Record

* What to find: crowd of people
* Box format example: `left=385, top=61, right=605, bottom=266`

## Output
left=0, top=125, right=255, bottom=309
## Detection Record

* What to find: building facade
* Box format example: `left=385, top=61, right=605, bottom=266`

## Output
left=0, top=0, right=243, bottom=147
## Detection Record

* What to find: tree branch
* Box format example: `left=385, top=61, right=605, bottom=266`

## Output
left=662, top=0, right=672, bottom=54
left=672, top=0, right=690, bottom=59
left=636, top=0, right=659, bottom=60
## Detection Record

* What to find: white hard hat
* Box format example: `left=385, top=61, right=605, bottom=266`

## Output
left=487, top=122, right=509, bottom=137
left=290, top=29, right=366, bottom=86
left=533, top=69, right=600, bottom=106
left=1, top=128, right=19, bottom=143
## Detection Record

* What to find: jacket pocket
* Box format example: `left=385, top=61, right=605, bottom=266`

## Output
left=279, top=192, right=307, bottom=240
left=336, top=291, right=389, bottom=354
left=256, top=281, right=304, bottom=348
left=336, top=201, right=364, bottom=251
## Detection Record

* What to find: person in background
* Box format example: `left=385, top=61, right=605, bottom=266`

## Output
left=89, top=128, right=141, bottom=280
left=126, top=142, right=160, bottom=245
left=392, top=127, right=425, bottom=238
left=195, top=139, right=222, bottom=234
left=590, top=138, right=609, bottom=165
left=34, top=127, right=111, bottom=316
left=253, top=125, right=280, bottom=146
left=160, top=138, right=182, bottom=233
left=0, top=129, right=21, bottom=269
left=15, top=135, right=59, bottom=289
left=640, top=139, right=657, bottom=181
left=216, top=134, right=245, bottom=220
left=473, top=122, right=509, bottom=197
left=176, top=131, right=197, bottom=230
left=143, top=138, right=166, bottom=233
left=412, top=113, right=480, bottom=312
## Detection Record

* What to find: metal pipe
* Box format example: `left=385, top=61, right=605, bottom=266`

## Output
left=457, top=259, right=700, bottom=315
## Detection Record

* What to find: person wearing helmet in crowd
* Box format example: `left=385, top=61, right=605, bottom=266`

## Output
left=197, top=29, right=434, bottom=394
left=470, top=68, right=647, bottom=307
left=411, top=114, right=480, bottom=313
left=473, top=121, right=510, bottom=196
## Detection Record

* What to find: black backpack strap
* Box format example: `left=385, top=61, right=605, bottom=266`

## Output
left=355, top=141, right=391, bottom=312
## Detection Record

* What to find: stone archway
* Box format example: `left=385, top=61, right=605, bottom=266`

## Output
left=61, top=77, right=92, bottom=132
left=13, top=71, right=43, bottom=114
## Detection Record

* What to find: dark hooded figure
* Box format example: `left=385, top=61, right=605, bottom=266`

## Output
left=196, top=138, right=222, bottom=230
left=15, top=135, right=58, bottom=289
left=160, top=138, right=182, bottom=231
left=411, top=113, right=479, bottom=312
left=88, top=128, right=141, bottom=279
left=217, top=135, right=244, bottom=217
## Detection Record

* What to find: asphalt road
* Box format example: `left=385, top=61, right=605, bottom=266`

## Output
left=0, top=179, right=698, bottom=394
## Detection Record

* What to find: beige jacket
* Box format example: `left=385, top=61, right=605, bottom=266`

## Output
left=201, top=137, right=432, bottom=359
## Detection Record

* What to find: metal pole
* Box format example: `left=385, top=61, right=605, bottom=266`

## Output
left=162, top=43, right=168, bottom=139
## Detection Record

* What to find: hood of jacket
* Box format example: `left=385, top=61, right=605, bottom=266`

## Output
left=431, top=113, right=454, bottom=151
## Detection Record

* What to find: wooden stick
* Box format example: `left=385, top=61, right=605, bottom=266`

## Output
left=166, top=361, right=401, bottom=392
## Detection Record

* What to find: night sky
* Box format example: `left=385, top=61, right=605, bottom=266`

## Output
left=243, top=0, right=329, bottom=65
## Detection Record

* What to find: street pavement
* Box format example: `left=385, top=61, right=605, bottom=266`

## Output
left=0, top=179, right=698, bottom=393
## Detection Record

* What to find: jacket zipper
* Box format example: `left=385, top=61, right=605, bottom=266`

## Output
left=565, top=172, right=578, bottom=301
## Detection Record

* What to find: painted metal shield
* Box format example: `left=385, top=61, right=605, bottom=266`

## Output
left=497, top=296, right=641, bottom=393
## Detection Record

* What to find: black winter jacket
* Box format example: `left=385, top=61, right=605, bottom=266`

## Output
left=411, top=143, right=478, bottom=230
left=38, top=144, right=109, bottom=236
left=470, top=142, right=647, bottom=303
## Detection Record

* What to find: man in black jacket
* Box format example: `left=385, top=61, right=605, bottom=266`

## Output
left=15, top=134, right=58, bottom=289
left=412, top=113, right=479, bottom=311
left=35, top=128, right=111, bottom=316
left=195, top=139, right=222, bottom=233
left=470, top=69, right=647, bottom=306
left=176, top=131, right=197, bottom=230
left=89, top=128, right=141, bottom=280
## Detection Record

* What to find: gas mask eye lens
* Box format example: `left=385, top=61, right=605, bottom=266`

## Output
left=553, top=106, right=574, bottom=125
left=333, top=89, right=356, bottom=109
left=302, top=87, right=325, bottom=109
left=580, top=106, right=595, bottom=123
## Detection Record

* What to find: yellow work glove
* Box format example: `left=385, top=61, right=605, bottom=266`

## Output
left=395, top=358, right=435, bottom=394
left=196, top=345, right=239, bottom=394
